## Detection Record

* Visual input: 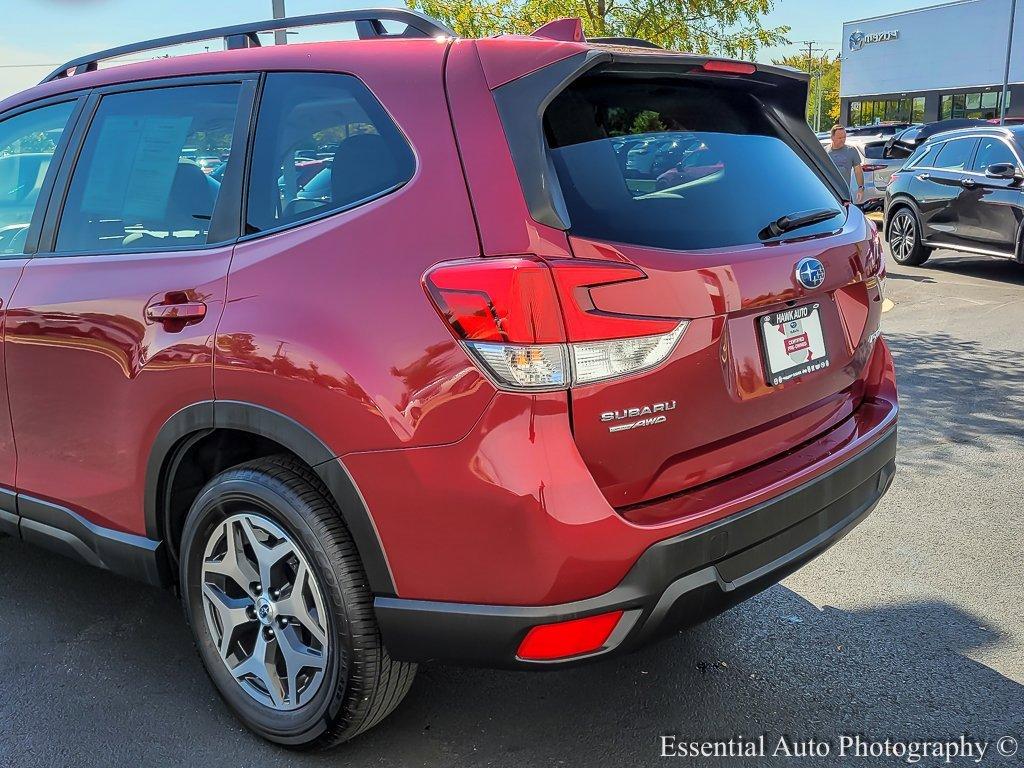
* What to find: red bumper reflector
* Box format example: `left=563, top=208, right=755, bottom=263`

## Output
left=517, top=610, right=624, bottom=661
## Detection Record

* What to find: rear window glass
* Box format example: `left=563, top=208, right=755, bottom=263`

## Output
left=863, top=142, right=886, bottom=160
left=544, top=75, right=844, bottom=250
left=246, top=72, right=415, bottom=234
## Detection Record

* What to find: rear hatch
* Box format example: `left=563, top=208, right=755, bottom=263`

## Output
left=862, top=140, right=899, bottom=190
left=491, top=50, right=882, bottom=510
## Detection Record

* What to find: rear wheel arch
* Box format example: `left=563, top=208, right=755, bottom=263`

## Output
left=884, top=197, right=920, bottom=240
left=146, top=402, right=395, bottom=595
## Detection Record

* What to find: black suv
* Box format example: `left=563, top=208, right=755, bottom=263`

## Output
left=884, top=125, right=1024, bottom=266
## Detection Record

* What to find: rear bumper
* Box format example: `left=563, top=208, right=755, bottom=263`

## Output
left=375, top=424, right=897, bottom=668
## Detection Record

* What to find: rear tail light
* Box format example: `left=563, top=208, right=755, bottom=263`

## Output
left=862, top=164, right=887, bottom=172
left=424, top=258, right=687, bottom=391
left=571, top=325, right=687, bottom=385
left=517, top=611, right=624, bottom=661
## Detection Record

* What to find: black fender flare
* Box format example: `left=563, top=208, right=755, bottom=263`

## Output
left=145, top=401, right=396, bottom=595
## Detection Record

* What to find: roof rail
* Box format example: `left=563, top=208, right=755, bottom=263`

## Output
left=589, top=36, right=663, bottom=49
left=41, top=7, right=456, bottom=84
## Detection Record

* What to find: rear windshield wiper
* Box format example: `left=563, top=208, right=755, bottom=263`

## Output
left=758, top=208, right=842, bottom=241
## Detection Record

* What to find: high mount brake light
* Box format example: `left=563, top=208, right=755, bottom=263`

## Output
left=423, top=258, right=687, bottom=391
left=701, top=60, right=757, bottom=75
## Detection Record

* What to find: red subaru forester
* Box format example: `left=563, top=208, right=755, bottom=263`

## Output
left=0, top=9, right=897, bottom=749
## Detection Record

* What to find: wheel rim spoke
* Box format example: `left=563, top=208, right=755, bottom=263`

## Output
left=200, top=512, right=330, bottom=712
left=202, top=582, right=254, bottom=659
left=203, top=519, right=260, bottom=597
left=275, top=561, right=328, bottom=647
left=278, top=625, right=326, bottom=707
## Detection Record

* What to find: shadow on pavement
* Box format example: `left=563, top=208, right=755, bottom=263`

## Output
left=885, top=271, right=935, bottom=283
left=885, top=331, right=1024, bottom=473
left=923, top=254, right=1024, bottom=286
left=1, top=537, right=1021, bottom=767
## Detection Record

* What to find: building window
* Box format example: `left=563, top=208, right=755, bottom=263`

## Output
left=941, top=90, right=1009, bottom=120
left=912, top=97, right=925, bottom=122
left=848, top=97, right=924, bottom=127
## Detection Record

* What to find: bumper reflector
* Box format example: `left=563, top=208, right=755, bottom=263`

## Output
left=517, top=610, right=624, bottom=661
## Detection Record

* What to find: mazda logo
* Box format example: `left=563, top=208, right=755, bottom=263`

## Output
left=795, top=257, right=826, bottom=289
left=849, top=31, right=865, bottom=51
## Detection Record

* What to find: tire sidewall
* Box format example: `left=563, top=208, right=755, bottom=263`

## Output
left=180, top=474, right=352, bottom=746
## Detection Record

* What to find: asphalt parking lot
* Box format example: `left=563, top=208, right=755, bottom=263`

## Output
left=1, top=247, right=1023, bottom=768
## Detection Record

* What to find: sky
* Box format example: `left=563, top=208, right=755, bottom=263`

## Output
left=1, top=0, right=948, bottom=100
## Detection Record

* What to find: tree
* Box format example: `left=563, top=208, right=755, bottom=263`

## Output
left=408, top=0, right=789, bottom=57
left=773, top=52, right=841, bottom=129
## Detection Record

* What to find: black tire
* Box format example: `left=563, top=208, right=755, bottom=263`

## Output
left=179, top=454, right=415, bottom=749
left=888, top=206, right=931, bottom=266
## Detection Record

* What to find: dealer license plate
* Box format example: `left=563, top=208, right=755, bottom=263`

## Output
left=759, top=303, right=830, bottom=386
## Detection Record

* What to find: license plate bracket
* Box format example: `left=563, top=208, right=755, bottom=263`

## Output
left=759, top=303, right=830, bottom=386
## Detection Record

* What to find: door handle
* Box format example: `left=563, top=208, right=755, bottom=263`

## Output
left=960, top=177, right=977, bottom=188
left=915, top=173, right=931, bottom=181
left=145, top=296, right=207, bottom=329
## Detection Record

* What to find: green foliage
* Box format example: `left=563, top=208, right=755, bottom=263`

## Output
left=630, top=110, right=665, bottom=134
left=409, top=0, right=788, bottom=57
left=773, top=52, right=841, bottom=129
left=0, top=131, right=58, bottom=156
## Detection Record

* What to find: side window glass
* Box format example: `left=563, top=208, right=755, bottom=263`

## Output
left=56, top=84, right=241, bottom=254
left=971, top=138, right=1018, bottom=171
left=246, top=73, right=415, bottom=234
left=0, top=101, right=76, bottom=255
left=933, top=138, right=978, bottom=172
left=908, top=143, right=937, bottom=168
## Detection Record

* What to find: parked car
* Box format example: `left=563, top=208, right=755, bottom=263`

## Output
left=823, top=128, right=921, bottom=210
left=0, top=8, right=897, bottom=750
left=884, top=124, right=1024, bottom=265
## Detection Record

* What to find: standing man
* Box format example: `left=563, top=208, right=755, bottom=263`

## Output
left=827, top=124, right=865, bottom=203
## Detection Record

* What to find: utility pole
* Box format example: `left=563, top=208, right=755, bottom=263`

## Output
left=272, top=0, right=288, bottom=46
left=796, top=41, right=824, bottom=129
left=816, top=50, right=834, bottom=132
left=1000, top=0, right=1017, bottom=124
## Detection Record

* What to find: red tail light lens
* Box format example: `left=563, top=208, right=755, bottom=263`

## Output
left=701, top=60, right=757, bottom=75
left=423, top=258, right=564, bottom=344
left=424, top=258, right=687, bottom=391
left=517, top=611, right=624, bottom=661
left=862, top=164, right=886, bottom=173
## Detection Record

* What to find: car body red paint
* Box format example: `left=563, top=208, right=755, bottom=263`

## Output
left=0, top=23, right=897, bottom=679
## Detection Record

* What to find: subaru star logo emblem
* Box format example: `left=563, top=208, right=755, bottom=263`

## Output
left=795, top=257, right=826, bottom=289
left=849, top=31, right=865, bottom=51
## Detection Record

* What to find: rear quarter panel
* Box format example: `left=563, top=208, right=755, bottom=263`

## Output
left=215, top=43, right=493, bottom=454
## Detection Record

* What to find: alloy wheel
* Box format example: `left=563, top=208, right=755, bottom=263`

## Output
left=890, top=211, right=917, bottom=261
left=200, top=512, right=329, bottom=711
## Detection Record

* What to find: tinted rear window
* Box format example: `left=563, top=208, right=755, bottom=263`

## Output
left=544, top=75, right=844, bottom=250
left=863, top=142, right=887, bottom=159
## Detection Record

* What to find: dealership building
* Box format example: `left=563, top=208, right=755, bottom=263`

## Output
left=840, top=0, right=1024, bottom=126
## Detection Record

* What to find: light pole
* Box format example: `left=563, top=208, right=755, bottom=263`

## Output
left=272, top=0, right=288, bottom=46
left=1001, top=0, right=1017, bottom=124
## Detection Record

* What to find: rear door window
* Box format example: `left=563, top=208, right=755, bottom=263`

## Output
left=245, top=72, right=415, bottom=234
left=544, top=75, right=845, bottom=250
left=933, top=138, right=979, bottom=172
left=56, top=84, right=242, bottom=254
left=0, top=101, right=76, bottom=254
